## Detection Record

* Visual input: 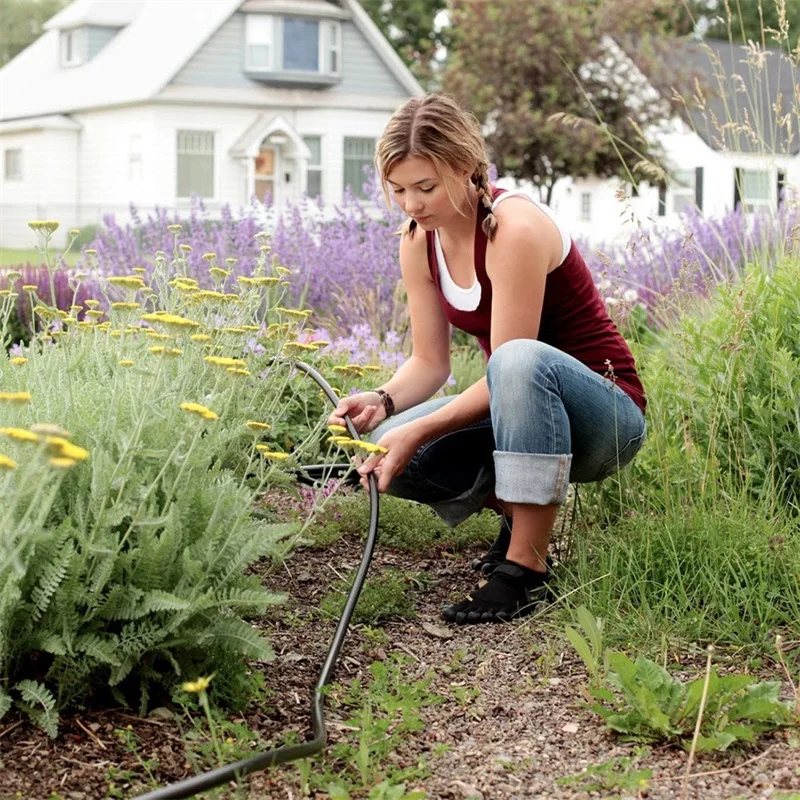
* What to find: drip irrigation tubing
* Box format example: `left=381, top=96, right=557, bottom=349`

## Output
left=138, top=359, right=380, bottom=799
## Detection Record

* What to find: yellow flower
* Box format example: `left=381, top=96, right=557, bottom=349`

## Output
left=0, top=454, right=17, bottom=470
left=241, top=325, right=261, bottom=332
left=167, top=224, right=183, bottom=234
left=310, top=340, right=330, bottom=349
left=107, top=276, right=146, bottom=290
left=246, top=421, right=271, bottom=431
left=333, top=365, right=365, bottom=377
left=282, top=341, right=317, bottom=354
left=209, top=267, right=230, bottom=279
left=132, top=267, right=147, bottom=276
left=30, top=423, right=70, bottom=438
left=0, top=427, right=40, bottom=443
left=275, top=266, right=292, bottom=276
left=190, top=333, right=212, bottom=342
left=69, top=228, right=80, bottom=237
left=141, top=312, right=201, bottom=330
left=218, top=327, right=246, bottom=335
left=276, top=307, right=312, bottom=320
left=226, top=367, right=250, bottom=376
left=48, top=457, right=78, bottom=469
left=118, top=360, right=135, bottom=367
left=22, top=285, right=38, bottom=292
left=0, top=392, right=32, bottom=404
left=145, top=330, right=171, bottom=341
left=255, top=447, right=290, bottom=461
left=204, top=355, right=247, bottom=369
left=148, top=346, right=165, bottom=355
left=180, top=402, right=219, bottom=421
left=362, top=365, right=381, bottom=372
left=181, top=676, right=212, bottom=693
left=85, top=310, right=105, bottom=320
left=84, top=248, right=97, bottom=256
left=0, top=289, right=10, bottom=296
left=27, top=220, right=59, bottom=234
left=44, top=436, right=89, bottom=461
left=9, top=357, right=27, bottom=366
left=327, top=424, right=347, bottom=434
left=201, top=252, right=217, bottom=261
left=328, top=436, right=387, bottom=456
left=195, top=290, right=226, bottom=301
left=111, top=302, right=141, bottom=310
left=225, top=258, right=237, bottom=266
left=180, top=244, right=193, bottom=253
left=85, top=299, right=100, bottom=308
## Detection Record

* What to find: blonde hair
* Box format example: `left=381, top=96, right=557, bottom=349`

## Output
left=375, top=94, right=498, bottom=241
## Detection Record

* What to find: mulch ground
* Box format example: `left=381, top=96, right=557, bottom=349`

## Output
left=1, top=530, right=798, bottom=800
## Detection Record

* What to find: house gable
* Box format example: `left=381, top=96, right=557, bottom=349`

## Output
left=171, top=9, right=407, bottom=97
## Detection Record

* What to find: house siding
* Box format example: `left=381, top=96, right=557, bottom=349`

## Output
left=86, top=26, right=120, bottom=61
left=171, top=13, right=406, bottom=96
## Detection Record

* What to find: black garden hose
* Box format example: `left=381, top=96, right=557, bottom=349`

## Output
left=137, top=359, right=380, bottom=799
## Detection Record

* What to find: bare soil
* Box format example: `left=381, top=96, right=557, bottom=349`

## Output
left=1, top=532, right=798, bottom=800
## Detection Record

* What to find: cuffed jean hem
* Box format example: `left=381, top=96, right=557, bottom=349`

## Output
left=494, top=451, right=573, bottom=506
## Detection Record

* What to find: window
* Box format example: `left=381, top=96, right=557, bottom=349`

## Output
left=740, top=169, right=771, bottom=212
left=176, top=131, right=215, bottom=198
left=246, top=15, right=274, bottom=69
left=245, top=15, right=341, bottom=74
left=284, top=17, right=318, bottom=71
left=4, top=149, right=22, bottom=181
left=304, top=136, right=322, bottom=199
left=254, top=145, right=276, bottom=203
left=61, top=28, right=85, bottom=66
left=671, top=169, right=696, bottom=214
left=128, top=136, right=143, bottom=182
left=580, top=192, right=591, bottom=222
left=343, top=137, right=375, bottom=199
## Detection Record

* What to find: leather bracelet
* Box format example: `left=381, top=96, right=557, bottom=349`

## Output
left=373, top=389, right=395, bottom=418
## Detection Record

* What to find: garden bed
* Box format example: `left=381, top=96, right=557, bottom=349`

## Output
left=1, top=522, right=798, bottom=800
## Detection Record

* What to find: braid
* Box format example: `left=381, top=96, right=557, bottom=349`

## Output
left=472, top=166, right=498, bottom=241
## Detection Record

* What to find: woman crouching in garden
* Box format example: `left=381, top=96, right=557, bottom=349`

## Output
left=328, top=93, right=647, bottom=625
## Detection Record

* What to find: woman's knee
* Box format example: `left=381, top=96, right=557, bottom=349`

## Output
left=487, top=339, right=559, bottom=404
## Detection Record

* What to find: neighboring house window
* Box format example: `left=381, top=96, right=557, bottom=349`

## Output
left=671, top=169, right=696, bottom=214
left=61, top=28, right=85, bottom=66
left=245, top=15, right=341, bottom=74
left=739, top=168, right=772, bottom=212
left=177, top=131, right=215, bottom=198
left=304, top=136, right=322, bottom=199
left=128, top=136, right=143, bottom=182
left=4, top=149, right=22, bottom=181
left=343, top=137, right=375, bottom=199
left=580, top=192, right=591, bottom=222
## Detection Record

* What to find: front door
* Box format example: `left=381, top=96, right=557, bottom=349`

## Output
left=254, top=146, right=278, bottom=205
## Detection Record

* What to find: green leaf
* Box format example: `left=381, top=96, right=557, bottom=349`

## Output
left=0, top=687, right=11, bottom=721
left=15, top=679, right=58, bottom=738
left=689, top=731, right=737, bottom=752
left=565, top=626, right=598, bottom=675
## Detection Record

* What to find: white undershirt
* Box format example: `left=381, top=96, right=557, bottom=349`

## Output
left=436, top=189, right=572, bottom=311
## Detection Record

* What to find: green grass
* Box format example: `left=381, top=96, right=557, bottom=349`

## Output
left=0, top=249, right=79, bottom=268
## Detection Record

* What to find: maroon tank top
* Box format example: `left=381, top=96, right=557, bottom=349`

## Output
left=424, top=187, right=646, bottom=413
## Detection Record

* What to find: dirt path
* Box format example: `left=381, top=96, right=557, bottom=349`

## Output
left=1, top=533, right=798, bottom=800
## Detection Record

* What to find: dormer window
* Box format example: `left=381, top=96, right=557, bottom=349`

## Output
left=61, top=28, right=85, bottom=67
left=245, top=15, right=341, bottom=83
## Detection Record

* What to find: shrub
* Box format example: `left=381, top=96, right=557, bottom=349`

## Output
left=0, top=233, right=366, bottom=733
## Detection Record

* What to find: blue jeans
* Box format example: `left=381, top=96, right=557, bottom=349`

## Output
left=369, top=339, right=646, bottom=526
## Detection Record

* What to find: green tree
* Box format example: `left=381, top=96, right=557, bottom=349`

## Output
left=688, top=0, right=800, bottom=45
left=443, top=0, right=691, bottom=203
left=360, top=0, right=449, bottom=88
left=0, top=0, right=68, bottom=67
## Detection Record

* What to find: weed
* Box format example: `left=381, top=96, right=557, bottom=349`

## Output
left=557, top=748, right=652, bottom=793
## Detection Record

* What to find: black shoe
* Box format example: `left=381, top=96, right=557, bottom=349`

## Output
left=442, top=560, right=553, bottom=625
left=469, top=515, right=512, bottom=576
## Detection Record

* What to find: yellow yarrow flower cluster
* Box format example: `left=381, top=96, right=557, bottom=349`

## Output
left=111, top=302, right=141, bottom=311
left=204, top=355, right=247, bottom=369
left=191, top=333, right=212, bottom=342
left=332, top=365, right=365, bottom=378
left=282, top=341, right=317, bottom=354
left=180, top=402, right=219, bottom=421
left=327, top=424, right=347, bottom=435
left=9, top=357, right=27, bottom=366
left=118, top=360, right=135, bottom=367
left=210, top=267, right=230, bottom=279
left=238, top=276, right=280, bottom=288
left=0, top=454, right=17, bottom=470
left=27, top=220, right=60, bottom=234
left=149, top=346, right=183, bottom=357
left=276, top=307, right=312, bottom=320
left=141, top=312, right=201, bottom=331
left=329, top=436, right=387, bottom=456
left=44, top=436, right=89, bottom=462
left=181, top=676, right=213, bottom=694
left=108, top=276, right=147, bottom=291
left=255, top=446, right=289, bottom=461
left=0, top=392, right=32, bottom=404
left=246, top=421, right=271, bottom=431
left=226, top=367, right=251, bottom=377
left=0, top=427, right=39, bottom=443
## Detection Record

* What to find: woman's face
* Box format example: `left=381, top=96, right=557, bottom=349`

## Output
left=386, top=156, right=466, bottom=230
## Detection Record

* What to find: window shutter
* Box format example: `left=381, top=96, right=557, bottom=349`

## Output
left=734, top=167, right=742, bottom=209
left=694, top=167, right=704, bottom=212
left=777, top=169, right=786, bottom=208
left=658, top=183, right=666, bottom=216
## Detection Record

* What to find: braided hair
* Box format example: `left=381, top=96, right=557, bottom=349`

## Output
left=376, top=94, right=499, bottom=241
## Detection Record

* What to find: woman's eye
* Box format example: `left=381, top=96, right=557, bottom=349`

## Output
left=421, top=187, right=434, bottom=193
left=392, top=188, right=405, bottom=195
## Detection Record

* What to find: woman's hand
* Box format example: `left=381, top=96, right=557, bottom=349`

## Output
left=327, top=391, right=386, bottom=434
left=357, top=420, right=428, bottom=493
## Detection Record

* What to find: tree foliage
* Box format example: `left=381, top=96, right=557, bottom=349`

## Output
left=442, top=0, right=697, bottom=202
left=361, top=0, right=449, bottom=88
left=0, top=0, right=68, bottom=68
left=689, top=0, right=800, bottom=46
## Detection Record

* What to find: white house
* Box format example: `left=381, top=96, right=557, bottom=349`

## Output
left=502, top=39, right=799, bottom=246
left=0, top=0, right=423, bottom=248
